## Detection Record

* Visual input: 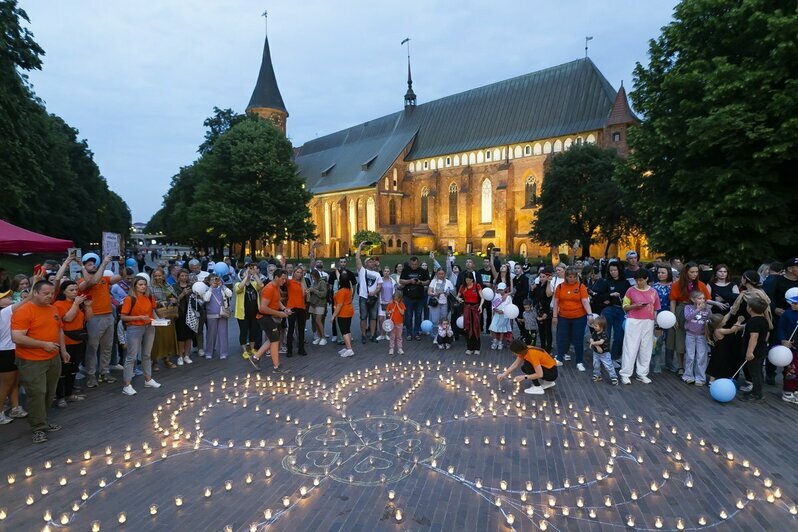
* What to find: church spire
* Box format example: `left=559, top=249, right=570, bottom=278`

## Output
left=247, top=12, right=288, bottom=132
left=401, top=37, right=416, bottom=109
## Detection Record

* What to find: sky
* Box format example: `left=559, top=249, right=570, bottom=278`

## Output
left=21, top=0, right=679, bottom=223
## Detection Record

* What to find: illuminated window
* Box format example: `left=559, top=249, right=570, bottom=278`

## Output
left=481, top=179, right=492, bottom=223
left=420, top=188, right=429, bottom=224
left=448, top=183, right=458, bottom=224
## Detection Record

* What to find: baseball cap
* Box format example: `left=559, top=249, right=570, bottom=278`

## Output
left=786, top=258, right=798, bottom=267
left=625, top=250, right=638, bottom=259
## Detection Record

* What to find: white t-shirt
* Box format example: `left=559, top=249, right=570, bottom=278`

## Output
left=549, top=276, right=565, bottom=308
left=358, top=268, right=382, bottom=299
left=0, top=305, right=14, bottom=351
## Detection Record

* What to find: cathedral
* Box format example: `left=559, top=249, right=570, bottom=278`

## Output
left=246, top=31, right=638, bottom=259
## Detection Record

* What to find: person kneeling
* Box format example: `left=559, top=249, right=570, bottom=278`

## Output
left=497, top=339, right=558, bottom=395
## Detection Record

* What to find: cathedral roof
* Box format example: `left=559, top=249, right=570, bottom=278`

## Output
left=296, top=58, right=618, bottom=194
left=247, top=33, right=288, bottom=115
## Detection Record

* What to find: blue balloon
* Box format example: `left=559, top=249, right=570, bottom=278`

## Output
left=125, top=258, right=136, bottom=268
left=420, top=320, right=434, bottom=333
left=213, top=262, right=230, bottom=276
left=709, top=378, right=736, bottom=403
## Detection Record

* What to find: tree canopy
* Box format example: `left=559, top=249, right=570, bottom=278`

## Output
left=623, top=0, right=797, bottom=266
left=0, top=0, right=131, bottom=247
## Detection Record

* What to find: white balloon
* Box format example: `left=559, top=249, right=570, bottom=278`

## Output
left=103, top=270, right=115, bottom=277
left=192, top=281, right=209, bottom=296
left=656, top=310, right=677, bottom=329
left=382, top=319, right=394, bottom=333
left=785, top=287, right=798, bottom=301
left=768, top=345, right=793, bottom=367
left=456, top=316, right=464, bottom=329
left=482, top=287, right=495, bottom=301
left=504, top=304, right=520, bottom=320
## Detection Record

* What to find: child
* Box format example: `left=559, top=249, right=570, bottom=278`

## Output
left=777, top=293, right=798, bottom=404
left=589, top=316, right=618, bottom=385
left=739, top=296, right=771, bottom=402
left=489, top=282, right=513, bottom=349
left=619, top=269, right=660, bottom=385
left=497, top=339, right=558, bottom=395
left=705, top=314, right=744, bottom=383
left=682, top=290, right=712, bottom=385
left=385, top=291, right=406, bottom=356
left=436, top=319, right=454, bottom=350
left=522, top=299, right=539, bottom=346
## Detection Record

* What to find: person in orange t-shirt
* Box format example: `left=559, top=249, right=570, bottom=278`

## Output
left=285, top=267, right=308, bottom=357
left=552, top=267, right=594, bottom=370
left=385, top=291, right=406, bottom=355
left=11, top=280, right=68, bottom=442
left=250, top=270, right=291, bottom=373
left=119, top=276, right=160, bottom=396
left=497, top=339, right=559, bottom=395
left=332, top=271, right=355, bottom=358
left=54, top=281, right=93, bottom=404
left=77, top=254, right=122, bottom=388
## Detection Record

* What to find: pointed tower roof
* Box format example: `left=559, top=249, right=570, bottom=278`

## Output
left=606, top=82, right=638, bottom=126
left=247, top=32, right=288, bottom=116
left=404, top=60, right=416, bottom=109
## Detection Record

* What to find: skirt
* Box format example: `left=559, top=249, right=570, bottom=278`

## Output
left=151, top=321, right=178, bottom=360
left=175, top=312, right=196, bottom=342
left=489, top=313, right=512, bottom=333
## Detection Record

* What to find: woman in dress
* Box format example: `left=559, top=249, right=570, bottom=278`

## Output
left=150, top=268, right=179, bottom=369
left=203, top=274, right=233, bottom=359
left=488, top=282, right=513, bottom=349
left=708, top=264, right=739, bottom=314
left=174, top=269, right=196, bottom=362
left=457, top=275, right=484, bottom=355
left=705, top=313, right=745, bottom=382
left=308, top=269, right=329, bottom=345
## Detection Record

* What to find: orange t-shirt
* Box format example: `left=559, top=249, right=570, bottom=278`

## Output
left=257, top=282, right=282, bottom=319
left=54, top=300, right=86, bottom=346
left=554, top=282, right=588, bottom=319
left=523, top=346, right=556, bottom=369
left=669, top=280, right=710, bottom=303
left=386, top=300, right=405, bottom=325
left=120, top=295, right=156, bottom=326
left=334, top=288, right=354, bottom=318
left=286, top=279, right=305, bottom=309
left=79, top=275, right=113, bottom=315
left=10, top=302, right=61, bottom=360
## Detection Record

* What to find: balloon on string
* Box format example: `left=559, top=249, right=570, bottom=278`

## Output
left=504, top=304, right=520, bottom=320
left=420, top=320, right=434, bottom=333
left=656, top=310, right=677, bottom=329
left=456, top=316, right=464, bottom=329
left=213, top=262, right=230, bottom=277
left=709, top=378, right=737, bottom=403
left=382, top=320, right=394, bottom=333
left=125, top=258, right=136, bottom=268
left=192, top=282, right=209, bottom=296
left=768, top=345, right=793, bottom=367
left=481, top=288, right=495, bottom=301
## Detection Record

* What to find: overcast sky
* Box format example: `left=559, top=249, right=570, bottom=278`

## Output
left=21, top=0, right=678, bottom=223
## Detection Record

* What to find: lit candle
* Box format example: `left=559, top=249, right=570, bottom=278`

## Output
left=282, top=496, right=290, bottom=508
left=91, top=521, right=101, bottom=532
left=118, top=512, right=127, bottom=524
left=175, top=495, right=183, bottom=507
left=225, top=480, right=233, bottom=491
left=655, top=516, right=663, bottom=528
left=150, top=504, right=158, bottom=516
left=204, top=487, right=212, bottom=498
left=264, top=509, right=272, bottom=519
left=395, top=509, right=403, bottom=522
left=43, top=509, right=52, bottom=521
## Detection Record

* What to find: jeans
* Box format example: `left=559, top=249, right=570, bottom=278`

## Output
left=684, top=332, right=708, bottom=383
left=403, top=297, right=424, bottom=337
left=556, top=315, right=587, bottom=364
left=16, top=356, right=61, bottom=431
left=85, top=313, right=114, bottom=376
left=428, top=303, right=449, bottom=326
left=57, top=343, right=85, bottom=399
left=601, top=306, right=625, bottom=360
left=124, top=325, right=154, bottom=382
left=287, top=308, right=307, bottom=354
left=592, top=350, right=617, bottom=379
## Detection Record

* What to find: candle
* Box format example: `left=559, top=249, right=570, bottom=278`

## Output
left=264, top=509, right=272, bottom=519
left=395, top=509, right=403, bottom=522
left=175, top=495, right=183, bottom=507
left=282, top=496, right=290, bottom=508
left=43, top=509, right=52, bottom=521
left=91, top=521, right=101, bottom=532
left=388, top=490, right=396, bottom=500
left=118, top=512, right=127, bottom=524
left=204, top=487, right=212, bottom=498
left=150, top=504, right=158, bottom=516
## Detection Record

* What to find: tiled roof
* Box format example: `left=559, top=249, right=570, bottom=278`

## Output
left=606, top=84, right=639, bottom=126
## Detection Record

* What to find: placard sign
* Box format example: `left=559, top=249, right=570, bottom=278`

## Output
left=102, top=232, right=122, bottom=258
left=67, top=248, right=82, bottom=279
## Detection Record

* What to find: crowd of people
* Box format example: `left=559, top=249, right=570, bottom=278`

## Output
left=1, top=244, right=796, bottom=444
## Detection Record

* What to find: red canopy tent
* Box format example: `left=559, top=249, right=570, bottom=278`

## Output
left=0, top=220, right=74, bottom=253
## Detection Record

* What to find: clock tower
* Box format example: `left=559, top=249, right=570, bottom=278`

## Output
left=246, top=22, right=288, bottom=134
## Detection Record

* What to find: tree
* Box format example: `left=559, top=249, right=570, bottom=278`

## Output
left=624, top=0, right=797, bottom=267
left=197, top=107, right=246, bottom=155
left=353, top=230, right=383, bottom=252
left=530, top=144, right=626, bottom=258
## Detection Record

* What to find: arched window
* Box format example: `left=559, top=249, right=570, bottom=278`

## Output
left=384, top=177, right=389, bottom=190
left=388, top=238, right=394, bottom=247
left=519, top=243, right=528, bottom=257
left=525, top=176, right=537, bottom=207
left=357, top=198, right=363, bottom=229
left=420, top=188, right=429, bottom=224
left=366, top=197, right=376, bottom=231
left=330, top=202, right=338, bottom=237
left=481, top=179, right=492, bottom=223
left=323, top=202, right=331, bottom=243
left=448, top=183, right=458, bottom=224
left=392, top=168, right=398, bottom=190
left=524, top=145, right=532, bottom=156
left=388, top=199, right=397, bottom=225
left=348, top=199, right=357, bottom=236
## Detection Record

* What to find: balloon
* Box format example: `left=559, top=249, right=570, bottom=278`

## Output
left=192, top=281, right=209, bottom=296
left=382, top=320, right=394, bottom=333
left=197, top=271, right=210, bottom=282
left=709, top=378, right=737, bottom=403
left=456, top=316, right=464, bottom=329
left=656, top=310, right=677, bottom=329
left=482, top=287, right=495, bottom=301
left=768, top=345, right=793, bottom=367
left=125, top=258, right=136, bottom=268
left=103, top=270, right=115, bottom=277
left=504, top=304, right=520, bottom=320
left=213, top=262, right=230, bottom=276
left=420, top=320, right=434, bottom=333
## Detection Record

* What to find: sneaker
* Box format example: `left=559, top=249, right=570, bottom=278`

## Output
left=204, top=355, right=212, bottom=360
left=739, top=382, right=753, bottom=393
left=694, top=381, right=704, bottom=386
left=361, top=337, right=368, bottom=345
left=340, top=349, right=355, bottom=358
left=677, top=367, right=685, bottom=376
left=388, top=349, right=394, bottom=356
left=465, top=350, right=473, bottom=355
left=55, top=398, right=68, bottom=408
left=490, top=341, right=498, bottom=350
left=249, top=356, right=261, bottom=371
left=8, top=406, right=28, bottom=418
left=198, top=349, right=205, bottom=357
left=398, top=349, right=405, bottom=355
left=66, top=394, right=85, bottom=402
left=621, top=376, right=632, bottom=385
left=331, top=336, right=338, bottom=343
left=219, top=355, right=228, bottom=360
left=592, top=375, right=603, bottom=382
left=406, top=336, right=413, bottom=342
left=370, top=336, right=379, bottom=343
left=636, top=375, right=652, bottom=384
left=100, top=373, right=117, bottom=384
left=144, top=379, right=161, bottom=388
left=312, top=338, right=320, bottom=345
left=86, top=375, right=98, bottom=388
left=46, top=424, right=62, bottom=432
left=445, top=344, right=451, bottom=350
left=611, top=378, right=619, bottom=386
left=242, top=349, right=251, bottom=359
left=563, top=354, right=572, bottom=361
left=110, top=364, right=125, bottom=371
left=273, top=366, right=291, bottom=374
left=414, top=335, right=422, bottom=341
left=183, top=356, right=193, bottom=364
left=524, top=386, right=544, bottom=395
left=338, top=348, right=348, bottom=355
left=122, top=385, right=137, bottom=396
left=782, top=393, right=798, bottom=404
left=0, top=412, right=12, bottom=425
left=474, top=350, right=480, bottom=355
left=32, top=431, right=48, bottom=444
left=176, top=357, right=184, bottom=366
left=541, top=381, right=556, bottom=390
left=555, top=359, right=563, bottom=367
left=438, top=344, right=444, bottom=350
left=576, top=363, right=586, bottom=372
left=318, top=338, right=328, bottom=346
left=279, top=346, right=288, bottom=354
left=134, top=367, right=143, bottom=377
left=739, top=393, right=763, bottom=402
left=683, top=378, right=695, bottom=384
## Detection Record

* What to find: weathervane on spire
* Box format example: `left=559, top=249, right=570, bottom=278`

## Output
left=262, top=9, right=268, bottom=34
left=585, top=35, right=593, bottom=58
left=401, top=37, right=416, bottom=109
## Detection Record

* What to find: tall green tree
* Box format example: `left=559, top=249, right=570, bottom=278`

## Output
left=530, top=144, right=627, bottom=258
left=624, top=0, right=797, bottom=266
left=198, top=107, right=246, bottom=155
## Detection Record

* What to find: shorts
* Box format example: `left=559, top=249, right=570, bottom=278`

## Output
left=0, top=349, right=17, bottom=372
left=337, top=317, right=352, bottom=336
left=258, top=316, right=281, bottom=343
left=379, top=303, right=388, bottom=317
left=358, top=297, right=378, bottom=321
left=308, top=306, right=326, bottom=316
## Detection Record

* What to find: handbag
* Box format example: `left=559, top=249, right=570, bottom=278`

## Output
left=64, top=328, right=89, bottom=342
left=186, top=295, right=200, bottom=332
left=366, top=294, right=378, bottom=307
left=213, top=291, right=231, bottom=318
left=156, top=306, right=178, bottom=320
left=428, top=296, right=439, bottom=308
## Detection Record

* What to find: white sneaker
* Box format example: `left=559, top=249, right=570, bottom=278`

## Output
left=198, top=349, right=205, bottom=357
left=0, top=412, right=12, bottom=424
left=555, top=359, right=563, bottom=367
left=318, top=338, right=328, bottom=346
left=398, top=349, right=405, bottom=355
left=176, top=357, right=184, bottom=366
left=183, top=356, right=193, bottom=364
left=490, top=341, right=498, bottom=350
left=621, top=376, right=632, bottom=385
left=474, top=350, right=480, bottom=355
left=312, top=338, right=320, bottom=345
left=563, top=354, right=572, bottom=361
left=636, top=375, right=652, bottom=384
left=338, top=348, right=348, bottom=355
left=340, top=349, right=355, bottom=358
left=438, top=344, right=444, bottom=350
left=388, top=349, right=394, bottom=355
left=782, top=393, right=798, bottom=404
left=145, top=379, right=161, bottom=388
left=110, top=364, right=125, bottom=371
left=465, top=350, right=473, bottom=355
left=122, top=385, right=137, bottom=396
left=524, top=386, right=544, bottom=395
left=331, top=336, right=338, bottom=343
left=740, top=382, right=753, bottom=392
left=576, top=363, right=586, bottom=372
left=541, top=381, right=556, bottom=390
